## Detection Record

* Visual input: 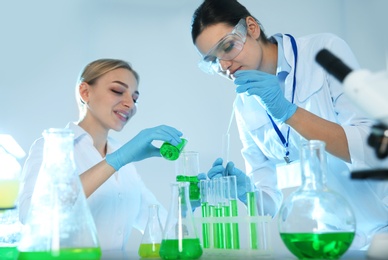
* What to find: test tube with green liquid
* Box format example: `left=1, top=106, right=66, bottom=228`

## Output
left=200, top=179, right=210, bottom=249
left=246, top=177, right=259, bottom=250
left=221, top=177, right=233, bottom=249
left=208, top=178, right=224, bottom=249
left=225, top=175, right=240, bottom=249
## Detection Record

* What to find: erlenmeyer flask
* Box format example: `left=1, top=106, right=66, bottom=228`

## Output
left=278, top=140, right=356, bottom=259
left=159, top=182, right=202, bottom=260
left=175, top=151, right=200, bottom=201
left=138, top=204, right=163, bottom=258
left=17, top=128, right=101, bottom=259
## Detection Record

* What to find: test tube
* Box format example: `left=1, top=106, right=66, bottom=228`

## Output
left=222, top=133, right=230, bottom=163
left=213, top=177, right=226, bottom=249
left=246, top=176, right=258, bottom=249
left=225, top=175, right=240, bottom=249
left=200, top=179, right=210, bottom=248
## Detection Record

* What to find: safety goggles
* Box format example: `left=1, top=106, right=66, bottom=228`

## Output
left=198, top=18, right=247, bottom=74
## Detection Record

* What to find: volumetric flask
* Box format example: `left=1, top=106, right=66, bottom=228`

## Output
left=138, top=204, right=163, bottom=258
left=160, top=138, right=188, bottom=161
left=159, top=182, right=202, bottom=259
left=278, top=140, right=356, bottom=259
left=17, top=128, right=101, bottom=259
left=175, top=151, right=200, bottom=201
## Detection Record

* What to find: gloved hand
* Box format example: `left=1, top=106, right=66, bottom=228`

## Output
left=224, top=161, right=251, bottom=205
left=234, top=70, right=297, bottom=122
left=206, top=158, right=251, bottom=205
left=106, top=125, right=182, bottom=171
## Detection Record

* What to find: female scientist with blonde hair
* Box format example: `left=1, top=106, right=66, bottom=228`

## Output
left=19, top=58, right=183, bottom=250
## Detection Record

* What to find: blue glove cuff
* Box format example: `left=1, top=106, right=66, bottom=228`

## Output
left=105, top=153, right=121, bottom=171
left=280, top=103, right=297, bottom=122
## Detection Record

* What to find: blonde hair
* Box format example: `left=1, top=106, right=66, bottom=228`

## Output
left=75, top=58, right=139, bottom=118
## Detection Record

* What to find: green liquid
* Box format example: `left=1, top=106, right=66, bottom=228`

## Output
left=0, top=246, right=18, bottom=260
left=280, top=232, right=355, bottom=259
left=17, top=247, right=101, bottom=260
left=160, top=139, right=187, bottom=161
left=138, top=243, right=161, bottom=258
left=229, top=199, right=240, bottom=249
left=176, top=175, right=200, bottom=201
left=201, top=202, right=210, bottom=249
left=214, top=206, right=224, bottom=249
left=223, top=205, right=232, bottom=249
left=246, top=192, right=258, bottom=249
left=159, top=238, right=202, bottom=259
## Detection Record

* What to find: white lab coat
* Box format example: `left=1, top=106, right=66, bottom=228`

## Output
left=234, top=33, right=388, bottom=249
left=19, top=122, right=167, bottom=251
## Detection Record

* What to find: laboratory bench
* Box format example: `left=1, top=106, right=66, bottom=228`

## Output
left=101, top=249, right=368, bottom=260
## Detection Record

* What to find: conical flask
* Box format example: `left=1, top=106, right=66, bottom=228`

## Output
left=159, top=182, right=202, bottom=260
left=17, top=128, right=101, bottom=259
left=278, top=140, right=356, bottom=259
left=175, top=151, right=200, bottom=202
left=138, top=204, right=163, bottom=258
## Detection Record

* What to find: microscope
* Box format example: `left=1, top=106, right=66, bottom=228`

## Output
left=316, top=49, right=388, bottom=180
left=316, top=49, right=388, bottom=259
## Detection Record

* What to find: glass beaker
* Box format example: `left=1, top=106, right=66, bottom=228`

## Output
left=17, top=128, right=101, bottom=259
left=0, top=139, right=22, bottom=260
left=138, top=204, right=163, bottom=258
left=159, top=182, right=202, bottom=259
left=0, top=144, right=21, bottom=209
left=278, top=140, right=356, bottom=259
left=160, top=138, right=188, bottom=161
left=175, top=151, right=200, bottom=202
left=0, top=207, right=22, bottom=260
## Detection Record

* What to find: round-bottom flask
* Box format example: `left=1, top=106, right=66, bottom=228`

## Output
left=159, top=182, right=202, bottom=259
left=278, top=140, right=356, bottom=259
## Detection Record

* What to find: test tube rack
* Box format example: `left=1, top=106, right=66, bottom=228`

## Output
left=194, top=215, right=273, bottom=258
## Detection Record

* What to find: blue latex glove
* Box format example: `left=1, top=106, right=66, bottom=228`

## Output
left=206, top=158, right=251, bottom=205
left=106, top=125, right=182, bottom=171
left=234, top=70, right=297, bottom=122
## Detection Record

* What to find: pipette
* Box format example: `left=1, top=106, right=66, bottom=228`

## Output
left=222, top=98, right=236, bottom=168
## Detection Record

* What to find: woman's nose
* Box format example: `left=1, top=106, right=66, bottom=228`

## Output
left=219, top=59, right=232, bottom=72
left=122, top=92, right=134, bottom=108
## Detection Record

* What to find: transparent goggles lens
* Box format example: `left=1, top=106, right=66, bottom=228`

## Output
left=198, top=19, right=247, bottom=74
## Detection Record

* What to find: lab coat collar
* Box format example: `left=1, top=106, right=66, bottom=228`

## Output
left=280, top=33, right=324, bottom=103
left=65, top=122, right=116, bottom=154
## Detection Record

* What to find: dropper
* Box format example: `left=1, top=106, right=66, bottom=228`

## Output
left=222, top=97, right=237, bottom=173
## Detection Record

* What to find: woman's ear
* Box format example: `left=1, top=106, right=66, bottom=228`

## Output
left=79, top=82, right=90, bottom=104
left=246, top=16, right=261, bottom=40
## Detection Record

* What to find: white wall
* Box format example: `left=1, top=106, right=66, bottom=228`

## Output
left=1, top=0, right=387, bottom=251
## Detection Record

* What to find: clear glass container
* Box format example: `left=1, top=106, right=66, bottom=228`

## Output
left=0, top=139, right=23, bottom=260
left=160, top=138, right=188, bottom=161
left=175, top=151, right=200, bottom=201
left=278, top=140, right=356, bottom=259
left=159, top=182, right=202, bottom=259
left=138, top=204, right=163, bottom=258
left=17, top=128, right=101, bottom=259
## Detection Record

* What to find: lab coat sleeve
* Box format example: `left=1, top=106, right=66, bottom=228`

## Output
left=18, top=137, right=44, bottom=224
left=236, top=112, right=283, bottom=216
